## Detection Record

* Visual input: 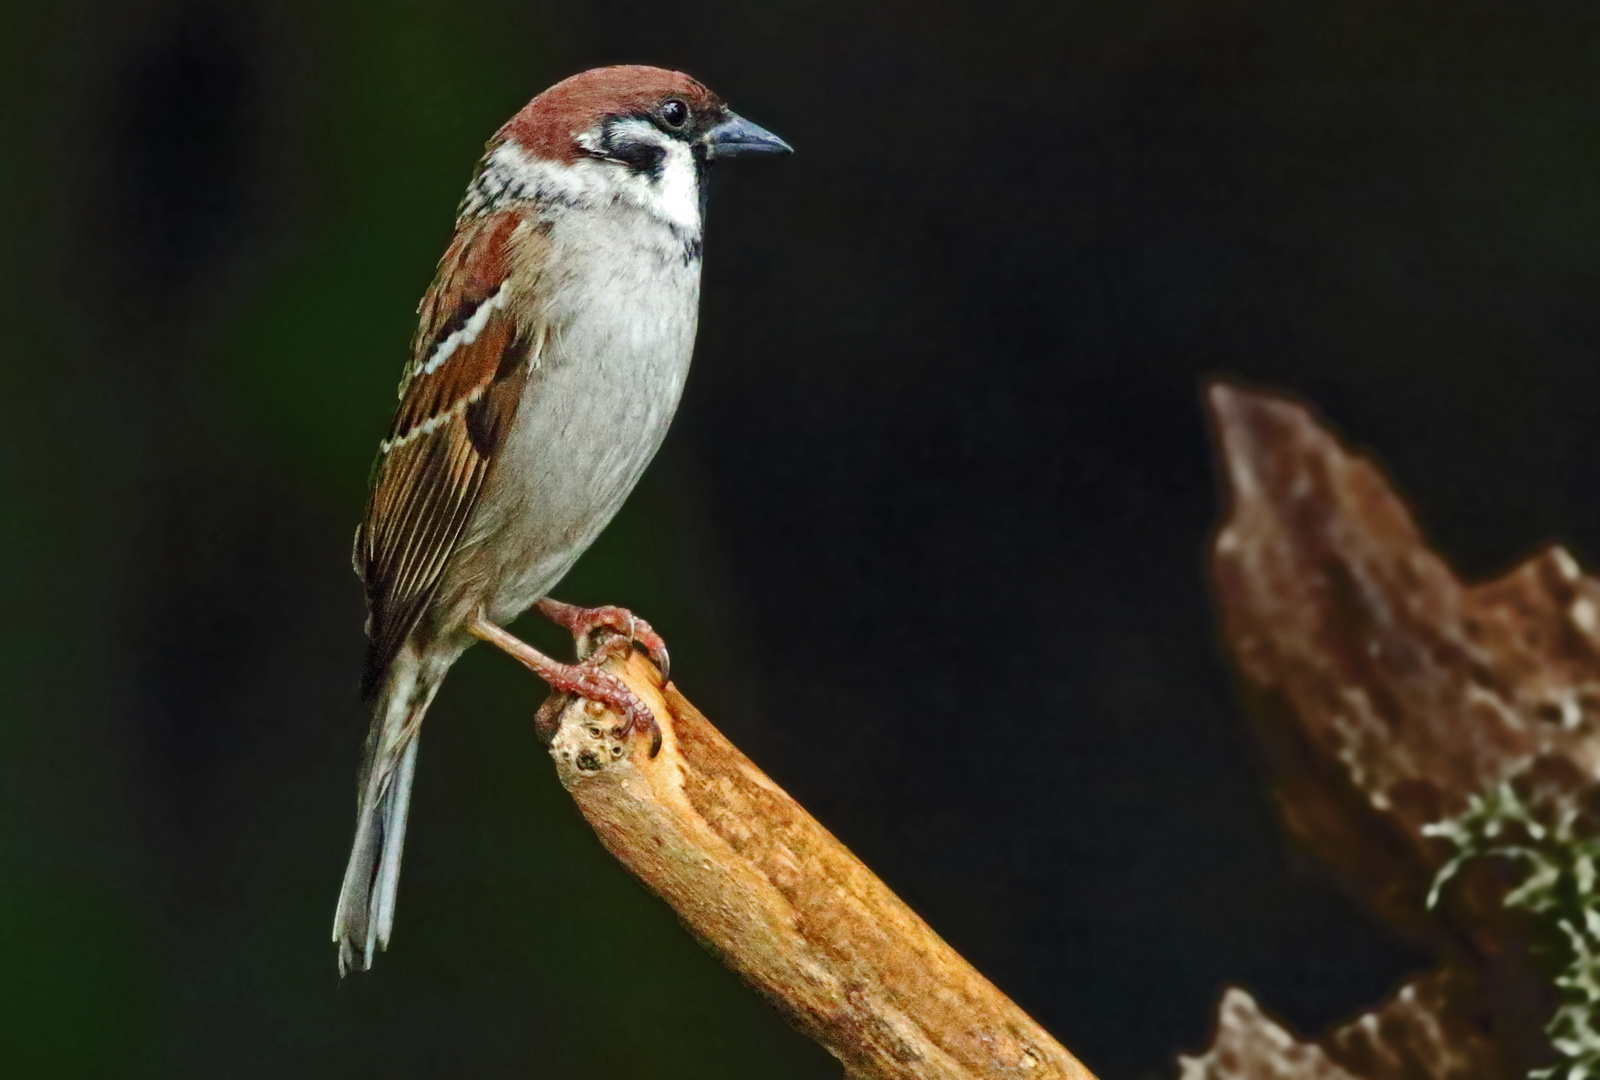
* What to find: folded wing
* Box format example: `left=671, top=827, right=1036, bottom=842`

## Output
left=356, top=210, right=542, bottom=697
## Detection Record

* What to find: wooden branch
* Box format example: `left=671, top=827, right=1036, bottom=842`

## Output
left=533, top=647, right=1098, bottom=1080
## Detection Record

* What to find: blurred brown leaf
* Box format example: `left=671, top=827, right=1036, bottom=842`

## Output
left=1194, top=383, right=1600, bottom=1078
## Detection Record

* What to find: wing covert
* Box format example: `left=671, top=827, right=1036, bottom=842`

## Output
left=356, top=210, right=542, bottom=696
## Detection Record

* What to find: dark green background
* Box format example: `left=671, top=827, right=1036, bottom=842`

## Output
left=4, top=1, right=1599, bottom=1076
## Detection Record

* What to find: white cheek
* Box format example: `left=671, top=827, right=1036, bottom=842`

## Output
left=463, top=136, right=701, bottom=237
left=651, top=140, right=700, bottom=233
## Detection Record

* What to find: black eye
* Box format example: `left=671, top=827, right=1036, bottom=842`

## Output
left=659, top=99, right=688, bottom=130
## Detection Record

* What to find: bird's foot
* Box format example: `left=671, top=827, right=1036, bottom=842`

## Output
left=469, top=618, right=663, bottom=756
left=536, top=598, right=670, bottom=683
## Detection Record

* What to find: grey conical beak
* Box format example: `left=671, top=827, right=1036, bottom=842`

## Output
left=703, top=112, right=793, bottom=160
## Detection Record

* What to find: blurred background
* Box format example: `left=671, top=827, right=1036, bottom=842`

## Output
left=3, top=1, right=1599, bottom=1076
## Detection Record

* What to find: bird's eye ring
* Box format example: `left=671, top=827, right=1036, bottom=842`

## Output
left=659, top=99, right=689, bottom=129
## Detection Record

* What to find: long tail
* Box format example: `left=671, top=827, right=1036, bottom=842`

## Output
left=333, top=660, right=437, bottom=975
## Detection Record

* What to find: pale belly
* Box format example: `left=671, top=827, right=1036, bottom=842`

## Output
left=431, top=237, right=700, bottom=631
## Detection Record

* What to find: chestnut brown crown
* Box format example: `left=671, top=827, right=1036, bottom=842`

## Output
left=499, top=66, right=725, bottom=163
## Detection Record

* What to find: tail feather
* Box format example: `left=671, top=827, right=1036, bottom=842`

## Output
left=333, top=664, right=435, bottom=975
left=373, top=737, right=419, bottom=946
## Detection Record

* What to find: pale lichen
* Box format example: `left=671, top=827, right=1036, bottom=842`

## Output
left=1425, top=783, right=1600, bottom=1079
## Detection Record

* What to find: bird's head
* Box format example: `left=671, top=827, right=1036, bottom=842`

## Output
left=478, top=65, right=790, bottom=232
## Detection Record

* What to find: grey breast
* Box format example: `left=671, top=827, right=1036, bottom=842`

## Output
left=459, top=201, right=702, bottom=621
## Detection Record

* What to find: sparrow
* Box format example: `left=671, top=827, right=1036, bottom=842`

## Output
left=333, top=65, right=790, bottom=974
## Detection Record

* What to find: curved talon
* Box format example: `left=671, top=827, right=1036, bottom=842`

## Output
left=610, top=710, right=664, bottom=758
left=567, top=665, right=662, bottom=758
left=582, top=635, right=636, bottom=668
left=575, top=640, right=664, bottom=756
left=536, top=598, right=671, bottom=684
left=468, top=616, right=663, bottom=758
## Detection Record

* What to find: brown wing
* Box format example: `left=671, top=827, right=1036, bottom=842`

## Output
left=356, top=210, right=542, bottom=698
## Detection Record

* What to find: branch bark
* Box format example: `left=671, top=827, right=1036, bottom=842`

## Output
left=533, top=648, right=1097, bottom=1080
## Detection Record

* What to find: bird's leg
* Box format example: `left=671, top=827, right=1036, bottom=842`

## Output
left=468, top=617, right=662, bottom=756
left=535, top=598, right=671, bottom=683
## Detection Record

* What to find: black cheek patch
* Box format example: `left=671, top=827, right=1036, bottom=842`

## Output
left=603, top=120, right=668, bottom=179
left=614, top=138, right=667, bottom=179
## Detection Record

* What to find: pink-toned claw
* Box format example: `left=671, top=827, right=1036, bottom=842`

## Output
left=580, top=635, right=637, bottom=669
left=608, top=705, right=663, bottom=758
left=469, top=617, right=663, bottom=757
left=535, top=598, right=671, bottom=683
